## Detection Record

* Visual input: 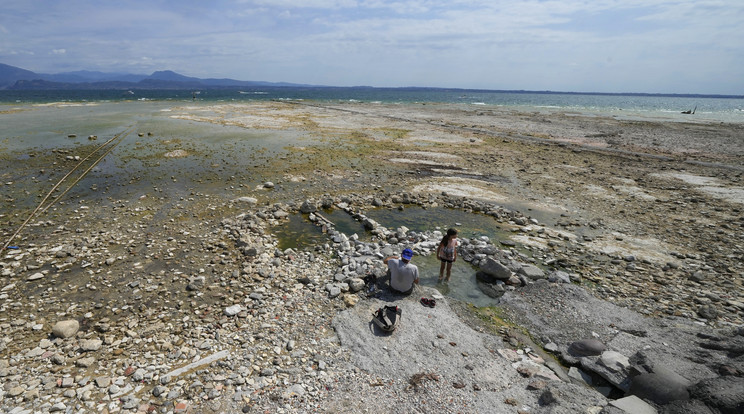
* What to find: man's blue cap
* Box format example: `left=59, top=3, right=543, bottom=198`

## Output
left=401, top=248, right=414, bottom=260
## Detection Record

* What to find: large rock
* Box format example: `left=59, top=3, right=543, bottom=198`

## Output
left=688, top=376, right=744, bottom=414
left=661, top=399, right=717, bottom=414
left=300, top=200, right=317, bottom=213
left=477, top=281, right=505, bottom=298
left=568, top=339, right=606, bottom=357
left=52, top=320, right=80, bottom=339
left=519, top=264, right=545, bottom=280
left=478, top=258, right=512, bottom=281
left=628, top=367, right=691, bottom=405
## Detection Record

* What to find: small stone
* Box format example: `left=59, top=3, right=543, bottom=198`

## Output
left=27, top=272, right=45, bottom=281
left=76, top=356, right=95, bottom=367
left=527, top=379, right=547, bottom=390
left=95, top=376, right=111, bottom=388
left=225, top=304, right=243, bottom=316
left=50, top=402, right=67, bottom=412
left=152, top=385, right=168, bottom=397
left=80, top=338, right=103, bottom=351
left=52, top=320, right=80, bottom=338
left=342, top=294, right=359, bottom=307
left=8, top=386, right=25, bottom=397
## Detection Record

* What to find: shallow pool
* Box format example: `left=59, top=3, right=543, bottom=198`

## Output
left=275, top=206, right=513, bottom=306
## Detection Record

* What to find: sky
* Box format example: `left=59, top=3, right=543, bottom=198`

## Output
left=1, top=0, right=743, bottom=94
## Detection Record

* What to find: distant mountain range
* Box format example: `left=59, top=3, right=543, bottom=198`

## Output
left=0, top=63, right=310, bottom=90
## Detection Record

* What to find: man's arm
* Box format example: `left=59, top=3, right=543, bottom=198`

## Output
left=383, top=255, right=398, bottom=265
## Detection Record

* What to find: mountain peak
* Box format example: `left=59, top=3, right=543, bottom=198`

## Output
left=148, top=70, right=198, bottom=82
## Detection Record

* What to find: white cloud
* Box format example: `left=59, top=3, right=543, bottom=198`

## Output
left=0, top=0, right=741, bottom=93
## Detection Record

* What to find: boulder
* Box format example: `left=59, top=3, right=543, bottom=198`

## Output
left=300, top=200, right=317, bottom=213
left=479, top=258, right=512, bottom=281
left=688, top=376, right=744, bottom=414
left=477, top=281, right=505, bottom=298
left=628, top=368, right=691, bottom=405
left=519, top=264, right=545, bottom=280
left=568, top=339, right=606, bottom=357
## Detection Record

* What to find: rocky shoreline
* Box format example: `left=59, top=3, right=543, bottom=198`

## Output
left=1, top=101, right=743, bottom=413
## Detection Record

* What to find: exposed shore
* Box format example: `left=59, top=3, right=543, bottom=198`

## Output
left=1, top=101, right=743, bottom=413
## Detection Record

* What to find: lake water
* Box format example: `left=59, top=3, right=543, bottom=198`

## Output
left=1, top=87, right=742, bottom=124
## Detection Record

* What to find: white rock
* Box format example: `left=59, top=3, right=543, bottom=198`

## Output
left=224, top=305, right=243, bottom=316
left=27, top=272, right=44, bottom=281
left=52, top=320, right=80, bottom=338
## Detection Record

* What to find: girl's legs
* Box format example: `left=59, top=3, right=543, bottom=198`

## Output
left=444, top=262, right=453, bottom=282
left=438, top=261, right=446, bottom=282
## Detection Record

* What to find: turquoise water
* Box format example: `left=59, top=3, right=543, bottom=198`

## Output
left=1, top=87, right=742, bottom=123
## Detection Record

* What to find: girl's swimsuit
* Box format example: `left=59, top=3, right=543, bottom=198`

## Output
left=439, top=240, right=457, bottom=262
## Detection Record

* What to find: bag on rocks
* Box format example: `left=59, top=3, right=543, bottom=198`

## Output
left=372, top=305, right=402, bottom=333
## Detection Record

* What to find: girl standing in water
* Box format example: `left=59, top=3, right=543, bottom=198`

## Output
left=437, top=228, right=458, bottom=283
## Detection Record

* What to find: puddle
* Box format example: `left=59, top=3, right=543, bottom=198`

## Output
left=364, top=206, right=514, bottom=241
left=274, top=213, right=330, bottom=251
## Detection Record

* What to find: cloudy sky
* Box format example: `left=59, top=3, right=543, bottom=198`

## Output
left=1, top=0, right=742, bottom=94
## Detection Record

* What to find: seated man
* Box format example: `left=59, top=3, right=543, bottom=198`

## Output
left=383, top=248, right=419, bottom=295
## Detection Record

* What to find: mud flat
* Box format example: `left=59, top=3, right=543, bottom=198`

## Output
left=0, top=101, right=743, bottom=413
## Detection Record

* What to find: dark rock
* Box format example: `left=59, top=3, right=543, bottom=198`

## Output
left=568, top=339, right=606, bottom=357
left=476, top=281, right=505, bottom=299
left=661, top=399, right=717, bottom=414
left=537, top=382, right=607, bottom=412
left=689, top=376, right=744, bottom=414
left=300, top=200, right=317, bottom=213
left=697, top=305, right=719, bottom=320
left=628, top=369, right=690, bottom=405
